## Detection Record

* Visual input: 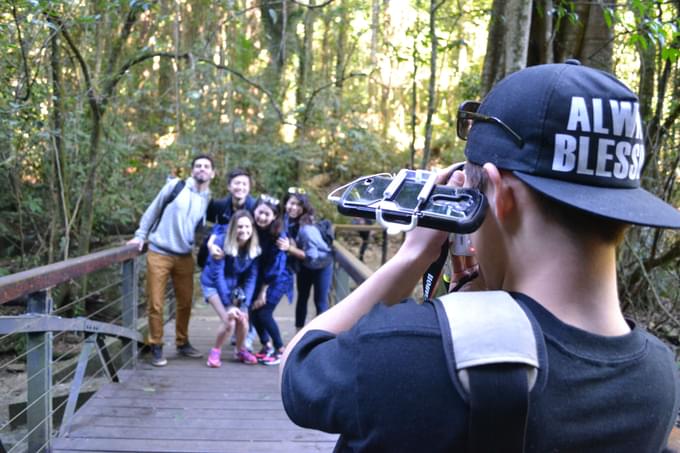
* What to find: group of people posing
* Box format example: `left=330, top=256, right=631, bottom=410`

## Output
left=128, top=160, right=334, bottom=368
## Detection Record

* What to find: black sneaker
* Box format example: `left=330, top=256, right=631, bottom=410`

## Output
left=150, top=345, right=167, bottom=367
left=177, top=342, right=203, bottom=358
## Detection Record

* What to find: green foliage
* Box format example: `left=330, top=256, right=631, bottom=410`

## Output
left=0, top=0, right=677, bottom=358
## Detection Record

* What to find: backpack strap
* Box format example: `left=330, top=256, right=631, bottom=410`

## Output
left=151, top=179, right=186, bottom=233
left=433, top=291, right=542, bottom=453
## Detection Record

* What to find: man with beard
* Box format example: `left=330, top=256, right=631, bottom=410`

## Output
left=128, top=155, right=215, bottom=367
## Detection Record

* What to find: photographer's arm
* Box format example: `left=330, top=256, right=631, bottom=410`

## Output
left=280, top=165, right=463, bottom=376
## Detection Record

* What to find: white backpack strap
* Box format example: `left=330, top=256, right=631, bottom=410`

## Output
left=433, top=291, right=542, bottom=453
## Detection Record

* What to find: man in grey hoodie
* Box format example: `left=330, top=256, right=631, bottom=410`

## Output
left=128, top=155, right=215, bottom=366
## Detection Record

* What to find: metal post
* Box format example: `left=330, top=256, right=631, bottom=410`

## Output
left=59, top=336, right=94, bottom=437
left=26, top=290, right=53, bottom=453
left=121, top=258, right=138, bottom=368
left=95, top=334, right=119, bottom=382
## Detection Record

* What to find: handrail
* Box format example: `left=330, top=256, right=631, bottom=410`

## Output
left=0, top=315, right=144, bottom=343
left=333, top=242, right=372, bottom=284
left=0, top=244, right=140, bottom=305
left=0, top=244, right=142, bottom=452
left=334, top=224, right=384, bottom=233
left=334, top=223, right=390, bottom=265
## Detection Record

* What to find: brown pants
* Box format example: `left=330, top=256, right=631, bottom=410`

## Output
left=146, top=251, right=194, bottom=346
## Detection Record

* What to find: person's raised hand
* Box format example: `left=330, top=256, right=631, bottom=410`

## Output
left=209, top=244, right=225, bottom=260
left=446, top=164, right=486, bottom=292
left=276, top=237, right=290, bottom=251
left=397, top=164, right=465, bottom=265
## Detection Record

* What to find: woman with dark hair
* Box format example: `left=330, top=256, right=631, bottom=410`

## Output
left=200, top=210, right=260, bottom=366
left=251, top=195, right=294, bottom=365
left=278, top=188, right=334, bottom=330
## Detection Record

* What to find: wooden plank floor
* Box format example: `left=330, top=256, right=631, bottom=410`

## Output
left=53, top=298, right=338, bottom=453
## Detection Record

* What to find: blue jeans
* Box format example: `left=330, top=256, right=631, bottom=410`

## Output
left=295, top=262, right=333, bottom=328
left=252, top=303, right=283, bottom=350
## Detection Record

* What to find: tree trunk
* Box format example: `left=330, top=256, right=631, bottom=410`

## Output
left=379, top=0, right=391, bottom=139
left=553, top=0, right=614, bottom=71
left=481, top=0, right=532, bottom=95
left=528, top=0, right=554, bottom=65
left=296, top=1, right=315, bottom=141
left=335, top=0, right=349, bottom=92
left=260, top=0, right=300, bottom=135
left=370, top=0, right=380, bottom=66
left=421, top=0, right=442, bottom=170
left=409, top=29, right=418, bottom=169
left=76, top=112, right=102, bottom=257
left=368, top=0, right=381, bottom=106
left=48, top=21, right=67, bottom=263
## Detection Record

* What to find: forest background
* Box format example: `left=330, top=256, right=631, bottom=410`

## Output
left=0, top=0, right=678, bottom=352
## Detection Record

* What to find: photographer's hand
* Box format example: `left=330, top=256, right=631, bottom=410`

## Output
left=450, top=254, right=484, bottom=292
left=446, top=166, right=486, bottom=292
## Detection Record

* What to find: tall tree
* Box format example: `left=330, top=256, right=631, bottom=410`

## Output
left=528, top=0, right=615, bottom=70
left=420, top=0, right=445, bottom=169
left=47, top=16, right=67, bottom=262
left=481, top=0, right=532, bottom=94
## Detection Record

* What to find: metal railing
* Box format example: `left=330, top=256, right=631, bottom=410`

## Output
left=0, top=244, right=148, bottom=453
left=332, top=242, right=374, bottom=302
left=334, top=223, right=389, bottom=266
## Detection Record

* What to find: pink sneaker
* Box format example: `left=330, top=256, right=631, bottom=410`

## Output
left=236, top=348, right=257, bottom=365
left=206, top=348, right=222, bottom=368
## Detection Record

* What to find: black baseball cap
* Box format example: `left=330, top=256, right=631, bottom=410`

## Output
left=463, top=60, right=680, bottom=229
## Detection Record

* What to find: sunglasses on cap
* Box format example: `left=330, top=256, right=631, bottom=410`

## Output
left=288, top=187, right=307, bottom=195
left=259, top=194, right=280, bottom=206
left=457, top=101, right=524, bottom=147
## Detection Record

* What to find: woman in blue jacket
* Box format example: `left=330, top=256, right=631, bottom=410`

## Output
left=200, top=210, right=260, bottom=366
left=250, top=195, right=294, bottom=365
left=279, top=190, right=334, bottom=330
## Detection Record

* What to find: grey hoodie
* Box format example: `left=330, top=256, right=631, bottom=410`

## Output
left=134, top=177, right=210, bottom=255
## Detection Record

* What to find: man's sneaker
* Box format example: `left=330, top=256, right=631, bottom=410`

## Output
left=177, top=342, right=203, bottom=358
left=206, top=348, right=222, bottom=368
left=255, top=346, right=274, bottom=360
left=150, top=345, right=167, bottom=367
left=236, top=348, right=257, bottom=365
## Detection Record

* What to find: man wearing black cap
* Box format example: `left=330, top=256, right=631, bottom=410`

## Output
left=280, top=61, right=679, bottom=452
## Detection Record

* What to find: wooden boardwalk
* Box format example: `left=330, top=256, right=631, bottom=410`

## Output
left=52, top=299, right=338, bottom=453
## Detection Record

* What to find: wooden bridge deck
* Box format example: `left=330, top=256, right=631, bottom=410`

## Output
left=52, top=299, right=337, bottom=453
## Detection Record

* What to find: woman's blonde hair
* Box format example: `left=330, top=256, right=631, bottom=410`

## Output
left=223, top=210, right=261, bottom=258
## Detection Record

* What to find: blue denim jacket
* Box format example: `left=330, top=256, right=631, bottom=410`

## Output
left=256, top=228, right=294, bottom=305
left=199, top=229, right=259, bottom=308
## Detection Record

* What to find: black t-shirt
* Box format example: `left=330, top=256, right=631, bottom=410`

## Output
left=282, top=293, right=679, bottom=452
left=206, top=195, right=256, bottom=225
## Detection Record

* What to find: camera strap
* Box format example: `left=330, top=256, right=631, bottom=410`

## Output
left=422, top=238, right=449, bottom=299
left=433, top=291, right=544, bottom=453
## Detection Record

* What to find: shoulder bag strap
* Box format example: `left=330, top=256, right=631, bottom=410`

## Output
left=150, top=179, right=185, bottom=233
left=434, top=291, right=542, bottom=453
